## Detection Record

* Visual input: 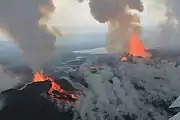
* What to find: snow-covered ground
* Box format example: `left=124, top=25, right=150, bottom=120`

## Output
left=73, top=58, right=180, bottom=120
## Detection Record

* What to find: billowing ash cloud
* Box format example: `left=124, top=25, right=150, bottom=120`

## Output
left=166, top=0, right=180, bottom=19
left=78, top=0, right=144, bottom=54
left=0, top=65, right=19, bottom=92
left=156, top=0, right=180, bottom=49
left=0, top=0, right=57, bottom=72
left=88, top=0, right=143, bottom=23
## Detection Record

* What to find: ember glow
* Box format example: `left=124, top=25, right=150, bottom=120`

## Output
left=128, top=33, right=150, bottom=57
left=33, top=72, right=77, bottom=104
left=121, top=56, right=128, bottom=61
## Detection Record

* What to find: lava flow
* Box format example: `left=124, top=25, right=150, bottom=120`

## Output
left=121, top=33, right=150, bottom=61
left=33, top=72, right=77, bottom=104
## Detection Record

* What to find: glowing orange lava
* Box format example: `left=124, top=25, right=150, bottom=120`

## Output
left=128, top=33, right=150, bottom=57
left=121, top=56, right=127, bottom=61
left=33, top=72, right=77, bottom=104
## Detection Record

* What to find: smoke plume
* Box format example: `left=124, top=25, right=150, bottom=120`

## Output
left=0, top=65, right=19, bottom=92
left=79, top=0, right=144, bottom=54
left=157, top=0, right=180, bottom=49
left=166, top=0, right=180, bottom=20
left=0, top=0, right=57, bottom=72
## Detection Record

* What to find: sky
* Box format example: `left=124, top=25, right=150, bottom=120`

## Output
left=50, top=0, right=107, bottom=34
left=0, top=0, right=167, bottom=39
left=49, top=0, right=167, bottom=34
left=140, top=0, right=166, bottom=27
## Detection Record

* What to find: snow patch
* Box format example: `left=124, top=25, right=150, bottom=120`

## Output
left=73, top=47, right=107, bottom=54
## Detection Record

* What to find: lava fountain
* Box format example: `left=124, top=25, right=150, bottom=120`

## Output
left=121, top=33, right=150, bottom=61
left=129, top=33, right=150, bottom=57
left=33, top=72, right=78, bottom=105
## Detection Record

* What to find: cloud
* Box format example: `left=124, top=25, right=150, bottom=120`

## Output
left=0, top=65, right=20, bottom=92
left=0, top=0, right=56, bottom=72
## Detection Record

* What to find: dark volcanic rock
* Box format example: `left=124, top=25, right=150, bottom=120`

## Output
left=0, top=81, right=74, bottom=120
left=68, top=72, right=88, bottom=88
left=56, top=78, right=77, bottom=91
left=1, top=81, right=51, bottom=97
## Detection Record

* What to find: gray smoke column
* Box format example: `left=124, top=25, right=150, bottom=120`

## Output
left=78, top=0, right=144, bottom=54
left=166, top=0, right=180, bottom=19
left=0, top=65, right=20, bottom=92
left=0, top=0, right=57, bottom=72
left=157, top=0, right=180, bottom=49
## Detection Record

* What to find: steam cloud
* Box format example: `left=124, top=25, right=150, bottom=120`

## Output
left=0, top=65, right=20, bottom=92
left=0, top=0, right=57, bottom=72
left=157, top=0, right=180, bottom=49
left=79, top=0, right=144, bottom=54
left=167, top=0, right=180, bottom=19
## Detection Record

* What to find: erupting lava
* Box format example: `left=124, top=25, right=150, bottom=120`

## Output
left=33, top=72, right=77, bottom=104
left=121, top=56, right=128, bottom=61
left=121, top=33, right=150, bottom=61
left=129, top=33, right=150, bottom=57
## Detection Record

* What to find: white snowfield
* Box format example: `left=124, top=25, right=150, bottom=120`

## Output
left=75, top=60, right=180, bottom=120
